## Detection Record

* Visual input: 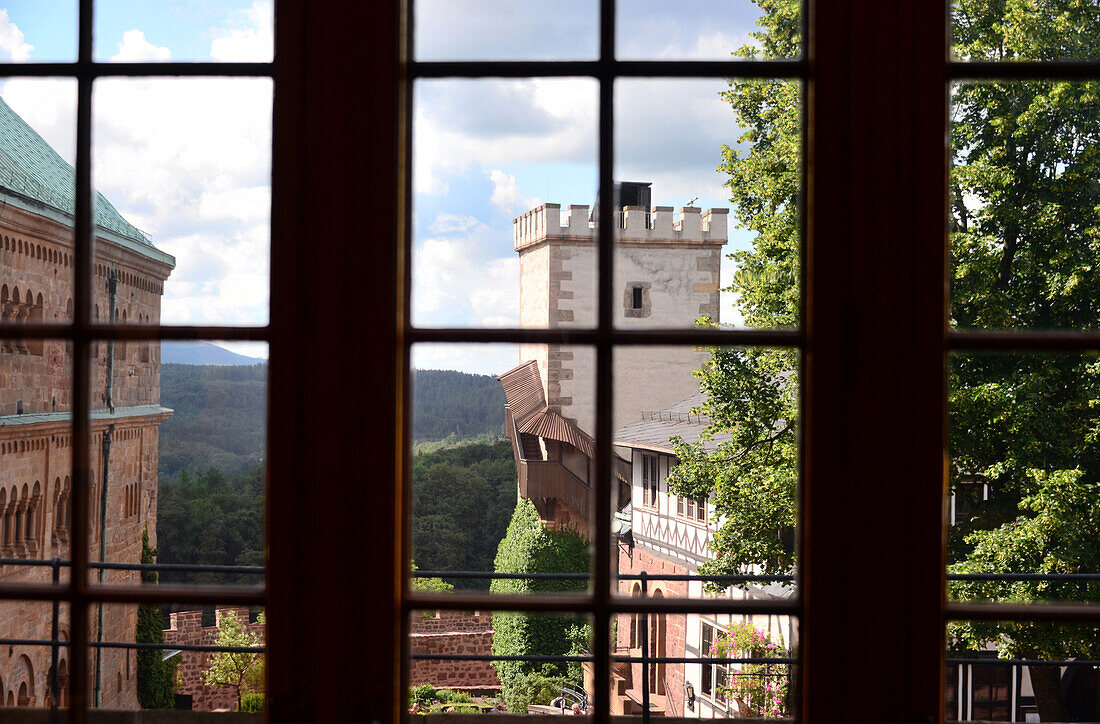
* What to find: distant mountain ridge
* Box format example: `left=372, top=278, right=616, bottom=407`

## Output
left=156, top=366, right=505, bottom=478
left=161, top=341, right=262, bottom=366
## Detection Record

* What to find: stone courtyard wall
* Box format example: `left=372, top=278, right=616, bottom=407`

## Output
left=163, top=608, right=264, bottom=712
left=409, top=611, right=499, bottom=690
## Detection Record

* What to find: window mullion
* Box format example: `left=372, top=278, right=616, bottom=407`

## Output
left=803, top=1, right=949, bottom=722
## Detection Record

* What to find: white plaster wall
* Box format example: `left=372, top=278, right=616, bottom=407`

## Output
left=614, top=346, right=707, bottom=429
left=615, top=245, right=720, bottom=329
left=558, top=345, right=595, bottom=433
left=518, top=245, right=550, bottom=396
left=553, top=246, right=714, bottom=433
left=519, top=244, right=550, bottom=328
left=558, top=244, right=597, bottom=328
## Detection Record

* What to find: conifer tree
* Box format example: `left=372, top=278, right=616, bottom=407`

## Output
left=136, top=527, right=176, bottom=708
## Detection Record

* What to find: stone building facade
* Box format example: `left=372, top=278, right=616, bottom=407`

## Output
left=0, top=95, right=174, bottom=708
left=513, top=200, right=727, bottom=434
left=164, top=608, right=265, bottom=712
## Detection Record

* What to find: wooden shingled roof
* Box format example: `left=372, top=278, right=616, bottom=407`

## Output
left=497, top=360, right=595, bottom=458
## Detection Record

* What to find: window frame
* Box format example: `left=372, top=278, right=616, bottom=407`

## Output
left=234, top=1, right=1100, bottom=722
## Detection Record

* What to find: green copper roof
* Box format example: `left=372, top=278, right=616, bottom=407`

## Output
left=0, top=95, right=156, bottom=251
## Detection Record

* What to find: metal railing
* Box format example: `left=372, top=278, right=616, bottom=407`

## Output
left=0, top=557, right=265, bottom=712
left=409, top=568, right=1100, bottom=719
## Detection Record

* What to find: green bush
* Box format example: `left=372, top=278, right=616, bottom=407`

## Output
left=490, top=500, right=589, bottom=712
left=410, top=684, right=437, bottom=707
left=434, top=689, right=473, bottom=704
left=240, top=694, right=264, bottom=712
left=503, top=671, right=576, bottom=713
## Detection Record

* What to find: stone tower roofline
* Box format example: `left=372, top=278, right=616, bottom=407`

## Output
left=514, top=203, right=728, bottom=252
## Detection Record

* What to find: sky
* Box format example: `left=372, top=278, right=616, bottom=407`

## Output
left=0, top=1, right=779, bottom=372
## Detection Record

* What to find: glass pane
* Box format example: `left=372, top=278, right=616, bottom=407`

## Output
left=409, top=343, right=594, bottom=593
left=609, top=612, right=797, bottom=718
left=87, top=340, right=267, bottom=588
left=948, top=352, right=1100, bottom=604
left=617, top=77, right=802, bottom=331
left=96, top=0, right=273, bottom=62
left=615, top=79, right=779, bottom=330
left=952, top=0, right=1100, bottom=62
left=411, top=78, right=597, bottom=329
left=414, top=0, right=597, bottom=61
left=409, top=609, right=592, bottom=715
left=613, top=346, right=799, bottom=601
left=0, top=338, right=73, bottom=572
left=0, top=2, right=77, bottom=63
left=617, top=0, right=801, bottom=60
left=951, top=81, right=1100, bottom=331
left=0, top=78, right=78, bottom=301
left=95, top=603, right=265, bottom=712
left=93, top=77, right=272, bottom=327
left=0, top=601, right=70, bottom=708
left=947, top=621, right=1100, bottom=723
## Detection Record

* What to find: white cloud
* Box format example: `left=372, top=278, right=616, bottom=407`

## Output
left=1, top=4, right=277, bottom=327
left=0, top=10, right=32, bottom=62
left=111, top=30, right=172, bottom=62
left=414, top=0, right=596, bottom=61
left=414, top=78, right=597, bottom=197
left=412, top=213, right=519, bottom=329
left=488, top=170, right=539, bottom=217
left=210, top=1, right=274, bottom=62
left=431, top=213, right=481, bottom=234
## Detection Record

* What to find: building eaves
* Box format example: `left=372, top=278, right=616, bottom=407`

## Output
left=0, top=404, right=174, bottom=427
left=613, top=394, right=731, bottom=454
left=0, top=96, right=173, bottom=266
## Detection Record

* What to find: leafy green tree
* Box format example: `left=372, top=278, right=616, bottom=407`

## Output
left=411, top=441, right=516, bottom=589
left=665, top=0, right=801, bottom=584
left=203, top=610, right=264, bottom=712
left=410, top=561, right=454, bottom=594
left=490, top=500, right=589, bottom=713
left=663, top=0, right=1100, bottom=718
left=157, top=465, right=265, bottom=586
left=136, top=528, right=176, bottom=708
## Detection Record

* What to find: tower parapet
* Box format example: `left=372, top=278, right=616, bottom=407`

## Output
left=514, top=203, right=728, bottom=251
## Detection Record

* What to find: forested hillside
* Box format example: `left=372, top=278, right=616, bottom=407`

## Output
left=154, top=366, right=515, bottom=589
left=158, top=363, right=268, bottom=480
left=411, top=440, right=516, bottom=590
left=412, top=369, right=506, bottom=442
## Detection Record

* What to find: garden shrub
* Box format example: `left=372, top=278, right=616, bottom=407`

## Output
left=240, top=694, right=265, bottom=712
left=490, top=500, right=589, bottom=712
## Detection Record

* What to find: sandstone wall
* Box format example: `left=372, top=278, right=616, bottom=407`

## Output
left=164, top=608, right=265, bottom=712
left=409, top=611, right=499, bottom=691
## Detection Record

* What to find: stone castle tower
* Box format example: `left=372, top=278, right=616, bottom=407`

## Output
left=514, top=189, right=728, bottom=435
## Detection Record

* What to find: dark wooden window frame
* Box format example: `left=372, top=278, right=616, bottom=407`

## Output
left=0, top=0, right=1093, bottom=720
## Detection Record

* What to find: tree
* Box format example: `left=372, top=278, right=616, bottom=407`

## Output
left=949, top=469, right=1100, bottom=721
left=203, top=610, right=264, bottom=712
left=664, top=0, right=1100, bottom=718
left=490, top=500, right=589, bottom=713
left=665, top=0, right=801, bottom=585
left=136, top=528, right=177, bottom=708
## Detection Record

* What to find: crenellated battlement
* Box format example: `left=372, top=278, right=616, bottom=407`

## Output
left=514, top=202, right=728, bottom=251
